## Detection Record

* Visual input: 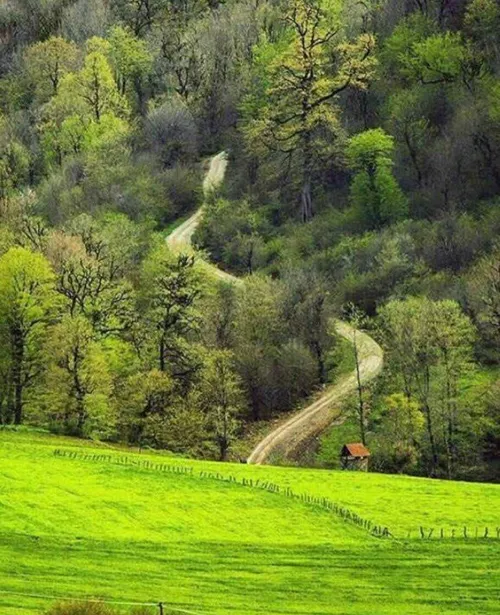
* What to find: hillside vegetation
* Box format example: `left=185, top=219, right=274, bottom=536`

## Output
left=0, top=0, right=499, bottom=480
left=1, top=431, right=499, bottom=615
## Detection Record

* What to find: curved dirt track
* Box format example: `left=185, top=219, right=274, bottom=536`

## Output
left=167, top=152, right=383, bottom=465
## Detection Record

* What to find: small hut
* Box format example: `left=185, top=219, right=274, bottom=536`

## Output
left=340, top=442, right=370, bottom=471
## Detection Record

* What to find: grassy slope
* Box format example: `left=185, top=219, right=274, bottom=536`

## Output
left=0, top=431, right=499, bottom=615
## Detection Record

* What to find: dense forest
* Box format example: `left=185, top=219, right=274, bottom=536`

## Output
left=0, top=0, right=499, bottom=481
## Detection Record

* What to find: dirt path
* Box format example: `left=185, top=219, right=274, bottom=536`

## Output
left=167, top=152, right=383, bottom=465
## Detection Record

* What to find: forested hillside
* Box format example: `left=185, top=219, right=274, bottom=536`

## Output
left=0, top=0, right=499, bottom=481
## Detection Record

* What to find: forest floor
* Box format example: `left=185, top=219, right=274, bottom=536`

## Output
left=167, top=152, right=383, bottom=465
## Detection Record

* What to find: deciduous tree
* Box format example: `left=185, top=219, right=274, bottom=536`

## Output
left=243, top=0, right=377, bottom=221
left=0, top=247, right=59, bottom=425
left=347, top=128, right=408, bottom=228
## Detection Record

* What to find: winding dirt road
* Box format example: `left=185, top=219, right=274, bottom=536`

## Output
left=167, top=152, right=383, bottom=465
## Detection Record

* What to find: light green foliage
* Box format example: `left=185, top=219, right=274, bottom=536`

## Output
left=381, top=13, right=437, bottom=79
left=243, top=0, right=377, bottom=220
left=0, top=247, right=59, bottom=424
left=24, top=37, right=79, bottom=100
left=62, top=44, right=129, bottom=121
left=43, top=315, right=114, bottom=438
left=347, top=128, right=408, bottom=228
left=373, top=393, right=425, bottom=473
left=200, top=349, right=245, bottom=460
left=0, top=431, right=499, bottom=615
left=40, top=42, right=130, bottom=165
left=194, top=199, right=266, bottom=274
left=467, top=245, right=500, bottom=364
left=108, top=26, right=153, bottom=100
left=379, top=297, right=477, bottom=478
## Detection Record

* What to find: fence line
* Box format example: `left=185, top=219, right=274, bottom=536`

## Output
left=52, top=449, right=390, bottom=538
left=413, top=526, right=500, bottom=540
left=53, top=449, right=500, bottom=541
left=0, top=589, right=206, bottom=614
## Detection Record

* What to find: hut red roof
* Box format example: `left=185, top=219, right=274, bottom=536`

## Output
left=342, top=442, right=371, bottom=457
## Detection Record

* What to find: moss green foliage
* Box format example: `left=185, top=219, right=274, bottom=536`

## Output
left=0, top=431, right=499, bottom=615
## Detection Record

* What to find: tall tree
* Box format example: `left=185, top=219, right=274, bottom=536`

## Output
left=347, top=128, right=408, bottom=228
left=24, top=36, right=78, bottom=100
left=0, top=247, right=58, bottom=425
left=44, top=314, right=114, bottom=437
left=201, top=350, right=244, bottom=460
left=380, top=297, right=475, bottom=477
left=111, top=0, right=169, bottom=36
left=243, top=0, right=377, bottom=221
left=141, top=249, right=202, bottom=385
left=108, top=26, right=153, bottom=112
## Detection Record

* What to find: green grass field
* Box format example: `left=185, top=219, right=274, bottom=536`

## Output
left=1, top=430, right=499, bottom=615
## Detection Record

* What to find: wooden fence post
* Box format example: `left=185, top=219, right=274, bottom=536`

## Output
left=158, top=602, right=164, bottom=615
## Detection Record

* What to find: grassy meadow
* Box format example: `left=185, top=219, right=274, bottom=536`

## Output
left=0, top=430, right=499, bottom=615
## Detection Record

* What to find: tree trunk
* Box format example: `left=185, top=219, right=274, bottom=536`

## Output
left=73, top=349, right=87, bottom=436
left=11, top=325, right=24, bottom=425
left=422, top=402, right=439, bottom=476
left=301, top=130, right=314, bottom=222
left=159, top=337, right=166, bottom=372
left=301, top=179, right=313, bottom=223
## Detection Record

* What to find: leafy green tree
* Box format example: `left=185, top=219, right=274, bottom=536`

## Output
left=40, top=43, right=130, bottom=165
left=72, top=44, right=129, bottom=122
left=43, top=315, right=114, bottom=437
left=243, top=0, right=377, bottom=221
left=52, top=41, right=128, bottom=125
left=379, top=297, right=475, bottom=477
left=110, top=0, right=169, bottom=36
left=46, top=222, right=135, bottom=336
left=419, top=34, right=483, bottom=91
left=201, top=350, right=245, bottom=460
left=0, top=116, right=30, bottom=204
left=233, top=275, right=286, bottom=420
left=0, top=247, right=59, bottom=425
left=467, top=247, right=500, bottom=355
left=373, top=393, right=425, bottom=474
left=194, top=199, right=266, bottom=275
left=282, top=268, right=334, bottom=384
left=201, top=280, right=238, bottom=350
left=108, top=26, right=153, bottom=111
left=141, top=248, right=202, bottom=383
left=117, top=368, right=207, bottom=453
left=24, top=36, right=78, bottom=100
left=464, top=0, right=500, bottom=61
left=386, top=88, right=434, bottom=188
left=347, top=128, right=408, bottom=229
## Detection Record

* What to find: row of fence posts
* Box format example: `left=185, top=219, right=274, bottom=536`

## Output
left=53, top=449, right=389, bottom=537
left=53, top=449, right=499, bottom=541
left=416, top=526, right=500, bottom=539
